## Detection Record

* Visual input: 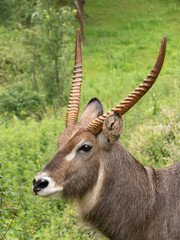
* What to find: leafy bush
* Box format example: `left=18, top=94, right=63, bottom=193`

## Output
left=23, top=2, right=75, bottom=114
left=0, top=0, right=12, bottom=25
left=0, top=82, right=43, bottom=119
left=0, top=1, right=75, bottom=116
left=129, top=107, right=180, bottom=167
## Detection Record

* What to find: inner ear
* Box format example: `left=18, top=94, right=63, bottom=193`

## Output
left=79, top=98, right=103, bottom=125
left=101, top=112, right=123, bottom=146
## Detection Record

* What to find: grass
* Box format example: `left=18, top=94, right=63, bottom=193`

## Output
left=78, top=0, right=180, bottom=143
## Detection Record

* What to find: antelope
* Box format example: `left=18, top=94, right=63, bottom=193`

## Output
left=33, top=29, right=180, bottom=240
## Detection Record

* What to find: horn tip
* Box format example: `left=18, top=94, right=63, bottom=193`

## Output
left=162, top=35, right=167, bottom=40
left=161, top=35, right=167, bottom=47
left=75, top=29, right=82, bottom=64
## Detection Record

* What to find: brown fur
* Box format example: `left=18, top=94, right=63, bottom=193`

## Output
left=33, top=99, right=180, bottom=240
left=83, top=143, right=180, bottom=240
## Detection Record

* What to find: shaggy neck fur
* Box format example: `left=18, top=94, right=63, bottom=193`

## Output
left=79, top=142, right=180, bottom=240
left=77, top=163, right=104, bottom=216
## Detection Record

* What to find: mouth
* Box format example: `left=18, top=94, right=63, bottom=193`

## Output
left=32, top=186, right=63, bottom=198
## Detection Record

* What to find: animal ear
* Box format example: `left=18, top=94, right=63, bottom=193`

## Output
left=79, top=98, right=103, bottom=125
left=99, top=112, right=123, bottom=149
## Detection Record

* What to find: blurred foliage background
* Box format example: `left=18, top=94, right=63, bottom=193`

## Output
left=0, top=0, right=179, bottom=239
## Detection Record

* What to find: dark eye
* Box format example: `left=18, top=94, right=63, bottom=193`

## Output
left=78, top=144, right=92, bottom=152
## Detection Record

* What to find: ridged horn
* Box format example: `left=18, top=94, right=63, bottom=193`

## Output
left=85, top=36, right=167, bottom=135
left=66, top=29, right=82, bottom=127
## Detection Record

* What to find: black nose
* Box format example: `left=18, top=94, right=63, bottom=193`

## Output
left=33, top=178, right=49, bottom=195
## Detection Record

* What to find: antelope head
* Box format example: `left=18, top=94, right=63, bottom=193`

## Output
left=32, top=29, right=166, bottom=201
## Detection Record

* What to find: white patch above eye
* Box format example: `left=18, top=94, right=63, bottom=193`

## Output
left=66, top=139, right=85, bottom=161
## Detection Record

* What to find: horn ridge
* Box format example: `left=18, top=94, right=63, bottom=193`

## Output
left=66, top=29, right=82, bottom=127
left=85, top=36, right=167, bottom=135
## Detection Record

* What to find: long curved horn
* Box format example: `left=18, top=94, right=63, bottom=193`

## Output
left=66, top=29, right=82, bottom=127
left=85, top=36, right=167, bottom=135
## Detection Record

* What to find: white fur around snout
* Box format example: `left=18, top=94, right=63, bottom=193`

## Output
left=33, top=172, right=63, bottom=197
left=66, top=139, right=85, bottom=161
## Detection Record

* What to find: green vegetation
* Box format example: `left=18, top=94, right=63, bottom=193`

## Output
left=0, top=0, right=179, bottom=239
left=0, top=82, right=43, bottom=119
left=0, top=0, right=75, bottom=118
